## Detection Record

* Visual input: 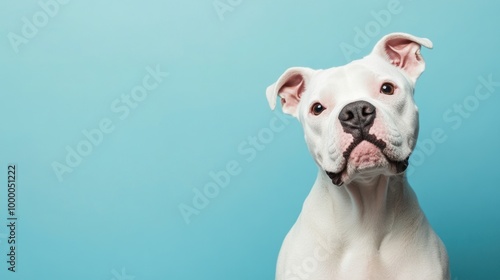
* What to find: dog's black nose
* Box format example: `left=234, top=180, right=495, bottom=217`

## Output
left=338, top=101, right=376, bottom=135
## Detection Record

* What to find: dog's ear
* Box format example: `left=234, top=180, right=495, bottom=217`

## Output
left=266, top=67, right=314, bottom=117
left=371, top=33, right=433, bottom=83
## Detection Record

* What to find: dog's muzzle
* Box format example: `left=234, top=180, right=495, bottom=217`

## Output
left=326, top=101, right=409, bottom=186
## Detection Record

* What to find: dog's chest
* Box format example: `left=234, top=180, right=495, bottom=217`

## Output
left=335, top=249, right=392, bottom=280
left=317, top=243, right=439, bottom=280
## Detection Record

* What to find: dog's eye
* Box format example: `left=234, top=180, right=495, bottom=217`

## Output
left=380, top=83, right=395, bottom=95
left=311, top=102, right=326, bottom=115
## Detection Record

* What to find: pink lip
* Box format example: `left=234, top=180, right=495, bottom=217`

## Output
left=325, top=136, right=410, bottom=186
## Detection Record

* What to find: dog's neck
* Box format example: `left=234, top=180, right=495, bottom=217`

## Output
left=313, top=171, right=421, bottom=249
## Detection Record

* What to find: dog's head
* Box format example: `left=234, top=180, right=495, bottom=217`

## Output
left=266, top=33, right=432, bottom=186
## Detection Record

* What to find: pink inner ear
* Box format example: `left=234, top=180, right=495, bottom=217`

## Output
left=278, top=74, right=305, bottom=111
left=384, top=38, right=422, bottom=71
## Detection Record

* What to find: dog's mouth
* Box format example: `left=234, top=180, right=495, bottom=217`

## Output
left=325, top=134, right=409, bottom=186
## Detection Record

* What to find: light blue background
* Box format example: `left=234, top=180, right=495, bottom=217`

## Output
left=0, top=0, right=499, bottom=279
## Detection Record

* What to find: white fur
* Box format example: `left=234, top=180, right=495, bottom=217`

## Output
left=267, top=33, right=449, bottom=280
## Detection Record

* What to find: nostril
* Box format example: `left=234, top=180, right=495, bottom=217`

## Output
left=346, top=111, right=354, bottom=120
left=340, top=110, right=354, bottom=121
left=362, top=106, right=375, bottom=116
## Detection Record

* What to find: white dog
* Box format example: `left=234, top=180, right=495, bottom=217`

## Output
left=266, top=33, right=449, bottom=280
